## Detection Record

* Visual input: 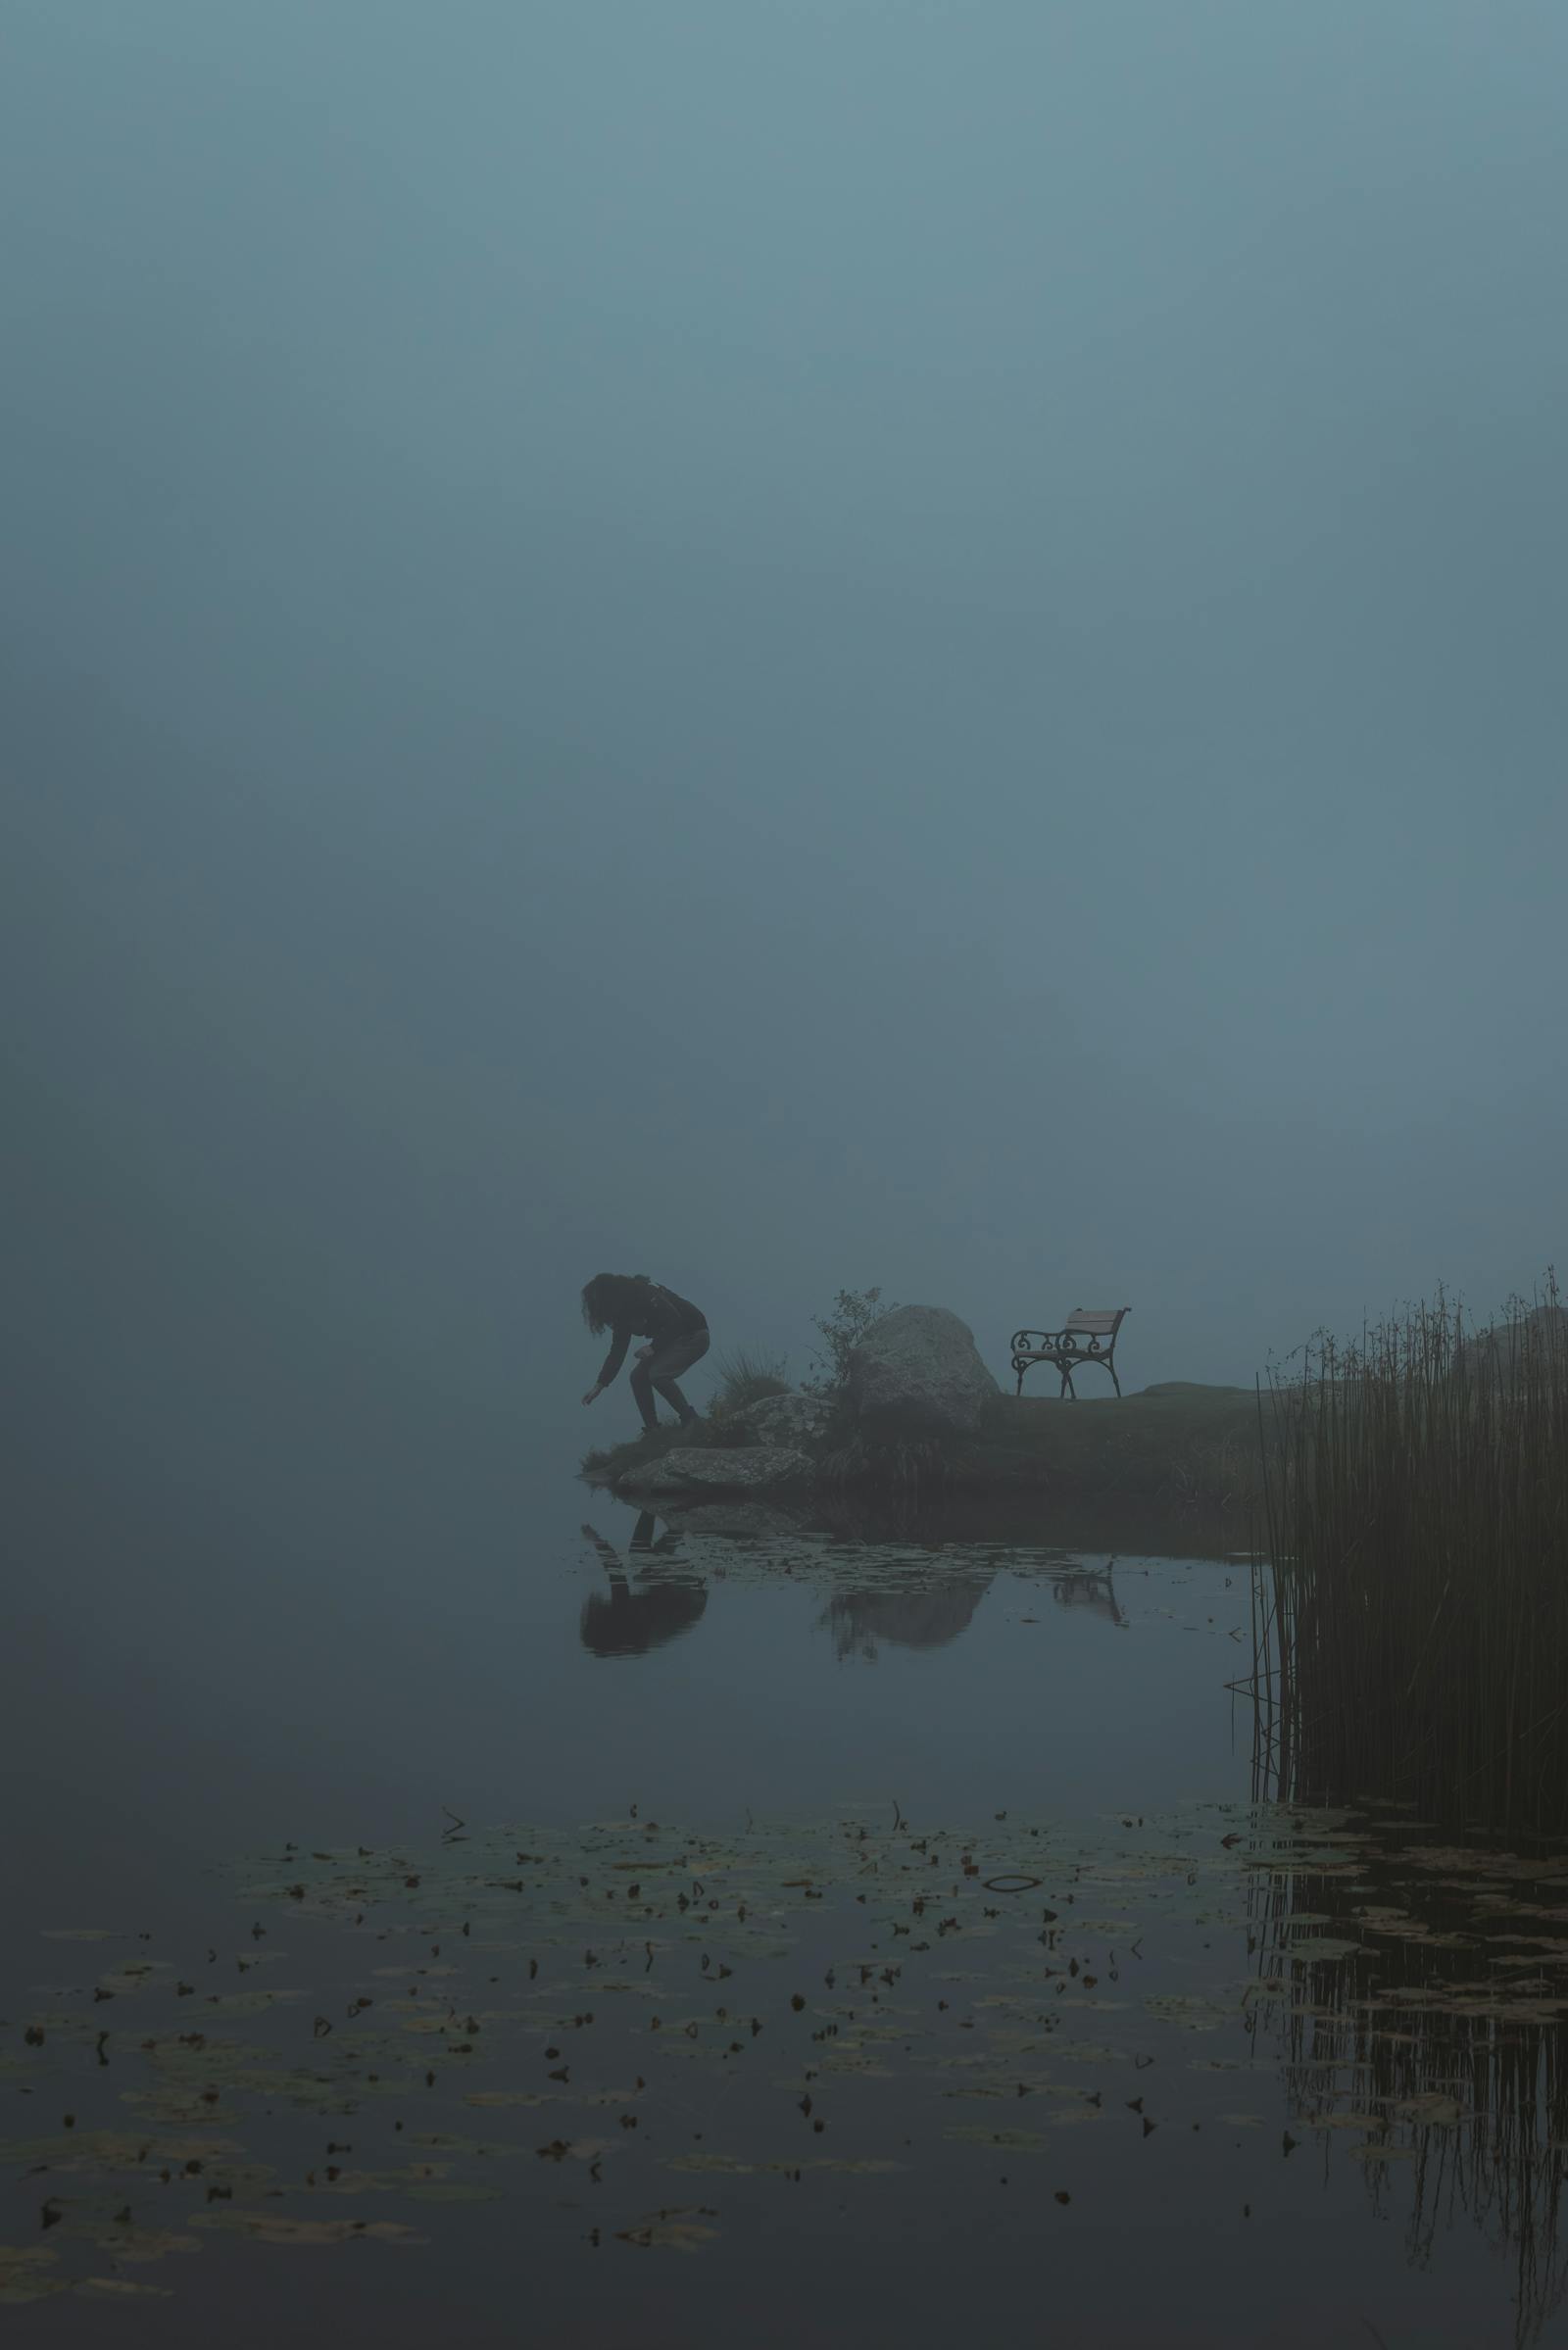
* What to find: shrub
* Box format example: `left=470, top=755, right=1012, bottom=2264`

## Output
left=803, top=1287, right=891, bottom=1397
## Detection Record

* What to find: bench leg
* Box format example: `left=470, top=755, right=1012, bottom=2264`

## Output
left=1059, top=1368, right=1075, bottom=1399
left=1109, top=1363, right=1122, bottom=1397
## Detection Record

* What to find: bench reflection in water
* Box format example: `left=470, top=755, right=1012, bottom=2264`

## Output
left=1050, top=1562, right=1124, bottom=1626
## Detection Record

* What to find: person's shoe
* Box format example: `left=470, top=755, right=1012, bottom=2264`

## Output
left=678, top=1410, right=700, bottom=1428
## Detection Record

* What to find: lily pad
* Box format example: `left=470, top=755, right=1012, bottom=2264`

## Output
left=0, top=2247, right=66, bottom=2305
left=192, top=2212, right=426, bottom=2246
left=74, top=2277, right=175, bottom=2299
left=406, top=2183, right=504, bottom=2203
left=947, top=2127, right=1049, bottom=2152
left=616, top=2213, right=718, bottom=2250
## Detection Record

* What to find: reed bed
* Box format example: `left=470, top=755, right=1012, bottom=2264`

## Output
left=1260, top=1278, right=1568, bottom=1835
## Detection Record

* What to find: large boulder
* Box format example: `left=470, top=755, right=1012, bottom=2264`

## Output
left=615, top=1445, right=813, bottom=1498
left=846, top=1305, right=1000, bottom=1437
left=736, top=1391, right=833, bottom=1448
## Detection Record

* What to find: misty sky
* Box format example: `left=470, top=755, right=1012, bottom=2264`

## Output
left=6, top=0, right=1567, bottom=1469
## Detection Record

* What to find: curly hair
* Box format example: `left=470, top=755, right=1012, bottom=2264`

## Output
left=580, top=1272, right=652, bottom=1335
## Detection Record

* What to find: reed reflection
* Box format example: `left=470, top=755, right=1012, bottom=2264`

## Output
left=1242, top=1749, right=1568, bottom=2343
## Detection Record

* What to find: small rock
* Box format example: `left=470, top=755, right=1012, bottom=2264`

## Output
left=734, top=1392, right=833, bottom=1448
left=616, top=1446, right=814, bottom=1498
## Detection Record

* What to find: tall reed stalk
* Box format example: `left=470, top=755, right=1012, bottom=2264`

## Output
left=1261, top=1275, right=1568, bottom=1836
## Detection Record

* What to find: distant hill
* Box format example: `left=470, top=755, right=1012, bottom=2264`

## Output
left=1454, top=1302, right=1568, bottom=1386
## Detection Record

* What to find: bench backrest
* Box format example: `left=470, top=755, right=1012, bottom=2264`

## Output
left=1064, top=1307, right=1128, bottom=1338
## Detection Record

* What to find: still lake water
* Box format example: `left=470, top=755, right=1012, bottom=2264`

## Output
left=8, top=1430, right=1568, bottom=2346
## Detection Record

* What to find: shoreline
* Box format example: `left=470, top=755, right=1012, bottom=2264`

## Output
left=581, top=1380, right=1268, bottom=1516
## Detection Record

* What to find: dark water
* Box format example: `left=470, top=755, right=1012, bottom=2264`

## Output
left=7, top=1437, right=1567, bottom=2346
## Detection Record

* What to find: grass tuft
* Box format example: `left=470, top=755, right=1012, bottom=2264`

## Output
left=710, top=1348, right=792, bottom=1418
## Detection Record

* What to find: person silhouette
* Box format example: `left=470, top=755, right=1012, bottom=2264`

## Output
left=578, top=1516, right=709, bottom=1658
left=580, top=1274, right=710, bottom=1439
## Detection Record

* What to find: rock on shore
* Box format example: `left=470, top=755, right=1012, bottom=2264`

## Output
left=615, top=1445, right=814, bottom=1498
left=847, top=1304, right=999, bottom=1437
left=734, top=1391, right=833, bottom=1447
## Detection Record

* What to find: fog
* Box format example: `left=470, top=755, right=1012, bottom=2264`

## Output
left=7, top=0, right=1566, bottom=1481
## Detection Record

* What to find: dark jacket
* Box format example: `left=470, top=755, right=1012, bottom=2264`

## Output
left=597, top=1282, right=708, bottom=1389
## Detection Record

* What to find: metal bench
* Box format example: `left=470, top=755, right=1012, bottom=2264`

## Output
left=1009, top=1305, right=1131, bottom=1398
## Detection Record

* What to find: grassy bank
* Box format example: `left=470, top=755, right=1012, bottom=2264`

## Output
left=1261, top=1286, right=1568, bottom=1836
left=581, top=1379, right=1266, bottom=1510
left=963, top=1382, right=1264, bottom=1506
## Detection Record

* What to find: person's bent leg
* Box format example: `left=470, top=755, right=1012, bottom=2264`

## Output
left=648, top=1328, right=710, bottom=1424
left=655, top=1375, right=696, bottom=1424
left=629, top=1359, right=660, bottom=1431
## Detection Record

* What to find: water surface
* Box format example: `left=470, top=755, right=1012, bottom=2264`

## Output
left=7, top=1444, right=1563, bottom=2345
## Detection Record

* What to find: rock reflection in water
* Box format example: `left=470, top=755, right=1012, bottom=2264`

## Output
left=578, top=1516, right=708, bottom=1657
left=578, top=1494, right=1141, bottom=1666
left=823, top=1573, right=995, bottom=1659
left=825, top=1560, right=1121, bottom=1659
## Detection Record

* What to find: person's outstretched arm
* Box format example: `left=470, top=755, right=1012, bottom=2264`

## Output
left=582, top=1323, right=631, bottom=1406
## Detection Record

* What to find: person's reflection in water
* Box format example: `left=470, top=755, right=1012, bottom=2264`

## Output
left=824, top=1572, right=995, bottom=1662
left=579, top=1517, right=709, bottom=1659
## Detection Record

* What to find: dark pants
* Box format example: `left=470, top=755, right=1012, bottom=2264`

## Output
left=630, top=1325, right=710, bottom=1430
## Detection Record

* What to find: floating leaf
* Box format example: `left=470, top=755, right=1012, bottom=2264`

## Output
left=192, top=2213, right=426, bottom=2246
left=1389, top=2094, right=1468, bottom=2128
left=0, top=2247, right=66, bottom=2305
left=74, top=2277, right=175, bottom=2299
left=616, top=2214, right=718, bottom=2251
left=1145, top=1996, right=1233, bottom=2032
left=946, top=2127, right=1049, bottom=2152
